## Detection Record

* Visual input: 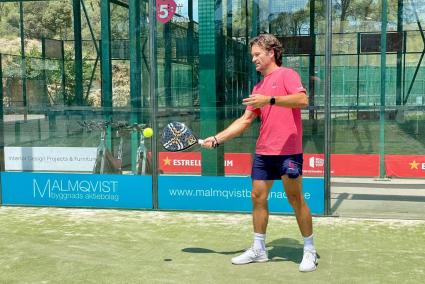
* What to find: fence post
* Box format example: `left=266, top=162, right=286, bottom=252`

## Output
left=0, top=53, right=3, bottom=203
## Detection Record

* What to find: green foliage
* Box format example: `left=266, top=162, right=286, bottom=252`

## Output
left=21, top=1, right=72, bottom=39
left=22, top=2, right=48, bottom=39
left=0, top=1, right=76, bottom=40
left=110, top=4, right=129, bottom=39
left=24, top=45, right=44, bottom=79
left=60, top=48, right=97, bottom=106
left=42, top=2, right=73, bottom=39
left=1, top=44, right=43, bottom=79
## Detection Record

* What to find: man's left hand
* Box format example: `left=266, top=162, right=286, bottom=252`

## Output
left=242, top=94, right=269, bottom=108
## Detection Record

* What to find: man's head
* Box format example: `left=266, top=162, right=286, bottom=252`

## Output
left=249, top=34, right=283, bottom=74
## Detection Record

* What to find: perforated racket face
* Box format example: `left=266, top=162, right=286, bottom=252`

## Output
left=161, top=122, right=198, bottom=151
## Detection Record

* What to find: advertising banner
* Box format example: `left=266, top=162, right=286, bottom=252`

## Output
left=1, top=172, right=152, bottom=209
left=4, top=147, right=97, bottom=172
left=385, top=155, right=425, bottom=177
left=4, top=147, right=423, bottom=185
left=158, top=176, right=324, bottom=214
left=159, top=152, right=252, bottom=175
left=159, top=152, right=383, bottom=177
left=331, top=154, right=380, bottom=176
left=303, top=154, right=380, bottom=177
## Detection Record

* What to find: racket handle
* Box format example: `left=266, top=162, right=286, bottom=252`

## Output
left=198, top=139, right=219, bottom=148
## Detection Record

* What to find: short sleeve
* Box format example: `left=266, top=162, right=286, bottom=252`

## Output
left=246, top=105, right=261, bottom=116
left=283, top=69, right=306, bottom=95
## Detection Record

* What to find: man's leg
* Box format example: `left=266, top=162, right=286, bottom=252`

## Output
left=252, top=180, right=274, bottom=234
left=282, top=175, right=317, bottom=272
left=231, top=180, right=273, bottom=265
left=282, top=176, right=312, bottom=237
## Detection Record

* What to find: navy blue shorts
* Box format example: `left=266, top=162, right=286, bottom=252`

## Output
left=251, top=153, right=303, bottom=180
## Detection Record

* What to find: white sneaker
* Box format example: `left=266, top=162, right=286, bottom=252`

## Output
left=231, top=247, right=269, bottom=265
left=299, top=249, right=318, bottom=272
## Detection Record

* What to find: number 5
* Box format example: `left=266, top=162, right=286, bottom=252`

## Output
left=158, top=4, right=169, bottom=19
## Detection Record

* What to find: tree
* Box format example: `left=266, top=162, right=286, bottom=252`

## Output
left=270, top=9, right=310, bottom=35
left=334, top=0, right=353, bottom=33
left=43, top=2, right=73, bottom=40
left=22, top=2, right=48, bottom=39
left=1, top=1, right=75, bottom=40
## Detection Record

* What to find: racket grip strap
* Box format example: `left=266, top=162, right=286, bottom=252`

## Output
left=213, top=136, right=220, bottom=147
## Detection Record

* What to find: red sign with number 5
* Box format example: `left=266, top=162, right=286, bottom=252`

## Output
left=156, top=0, right=177, bottom=24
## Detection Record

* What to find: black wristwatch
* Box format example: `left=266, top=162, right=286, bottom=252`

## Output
left=270, top=96, right=276, bottom=105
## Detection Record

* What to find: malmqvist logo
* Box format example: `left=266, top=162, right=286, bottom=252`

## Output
left=1, top=172, right=153, bottom=208
left=33, top=178, right=120, bottom=202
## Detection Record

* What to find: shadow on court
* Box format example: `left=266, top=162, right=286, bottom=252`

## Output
left=182, top=247, right=244, bottom=255
left=266, top=238, right=303, bottom=263
left=182, top=237, right=303, bottom=263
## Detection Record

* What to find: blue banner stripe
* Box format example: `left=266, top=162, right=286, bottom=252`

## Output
left=1, top=172, right=152, bottom=209
left=158, top=176, right=324, bottom=214
left=1, top=173, right=324, bottom=214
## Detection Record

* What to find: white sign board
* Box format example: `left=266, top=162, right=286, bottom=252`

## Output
left=4, top=147, right=98, bottom=172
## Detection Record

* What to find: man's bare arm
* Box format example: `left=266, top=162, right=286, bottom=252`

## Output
left=242, top=92, right=308, bottom=109
left=202, top=110, right=257, bottom=148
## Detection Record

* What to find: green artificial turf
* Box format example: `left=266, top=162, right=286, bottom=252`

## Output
left=0, top=207, right=424, bottom=283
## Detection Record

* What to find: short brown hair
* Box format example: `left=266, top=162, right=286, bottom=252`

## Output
left=249, top=34, right=283, bottom=66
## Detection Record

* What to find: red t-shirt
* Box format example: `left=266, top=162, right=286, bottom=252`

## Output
left=246, top=67, right=306, bottom=155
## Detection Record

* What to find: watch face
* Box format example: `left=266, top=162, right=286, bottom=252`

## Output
left=270, top=97, right=276, bottom=105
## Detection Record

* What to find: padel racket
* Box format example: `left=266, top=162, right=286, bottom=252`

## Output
left=161, top=121, right=204, bottom=151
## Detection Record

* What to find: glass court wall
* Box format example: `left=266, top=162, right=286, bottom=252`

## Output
left=329, top=0, right=425, bottom=218
left=0, top=0, right=424, bottom=218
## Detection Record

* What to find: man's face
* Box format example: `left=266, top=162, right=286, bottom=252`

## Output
left=251, top=44, right=274, bottom=73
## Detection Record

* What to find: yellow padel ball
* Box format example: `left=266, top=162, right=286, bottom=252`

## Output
left=143, top=127, right=153, bottom=138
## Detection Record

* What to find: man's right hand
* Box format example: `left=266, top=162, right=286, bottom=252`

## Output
left=201, top=136, right=219, bottom=149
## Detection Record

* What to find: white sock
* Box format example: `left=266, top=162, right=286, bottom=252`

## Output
left=253, top=233, right=266, bottom=251
left=303, top=234, right=315, bottom=252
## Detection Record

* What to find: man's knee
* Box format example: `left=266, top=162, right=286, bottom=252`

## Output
left=251, top=190, right=268, bottom=203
